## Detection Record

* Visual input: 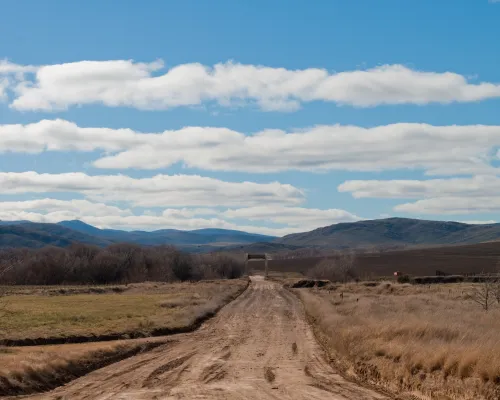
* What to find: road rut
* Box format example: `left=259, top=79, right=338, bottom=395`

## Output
left=23, top=276, right=388, bottom=399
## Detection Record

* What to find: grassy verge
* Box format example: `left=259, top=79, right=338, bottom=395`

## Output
left=0, top=338, right=167, bottom=396
left=0, top=279, right=248, bottom=345
left=295, top=281, right=500, bottom=400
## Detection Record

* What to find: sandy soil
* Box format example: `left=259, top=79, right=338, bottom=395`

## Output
left=19, top=276, right=388, bottom=400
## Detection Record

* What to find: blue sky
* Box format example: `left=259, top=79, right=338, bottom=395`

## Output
left=1, top=0, right=500, bottom=235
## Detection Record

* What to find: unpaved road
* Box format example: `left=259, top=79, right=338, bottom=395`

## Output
left=25, top=276, right=388, bottom=399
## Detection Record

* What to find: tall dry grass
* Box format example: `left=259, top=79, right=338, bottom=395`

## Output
left=296, top=282, right=500, bottom=400
left=0, top=339, right=167, bottom=396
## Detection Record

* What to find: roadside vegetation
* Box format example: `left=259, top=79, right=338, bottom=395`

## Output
left=0, top=338, right=168, bottom=396
left=295, top=280, right=500, bottom=400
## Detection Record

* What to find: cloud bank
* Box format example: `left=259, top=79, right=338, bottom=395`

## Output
left=2, top=119, right=500, bottom=175
left=1, top=59, right=499, bottom=111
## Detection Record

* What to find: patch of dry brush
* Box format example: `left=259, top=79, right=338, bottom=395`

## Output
left=296, top=282, right=500, bottom=400
left=0, top=339, right=166, bottom=396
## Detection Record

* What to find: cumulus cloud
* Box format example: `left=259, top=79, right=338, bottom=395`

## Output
left=394, top=197, right=500, bottom=215
left=222, top=206, right=360, bottom=229
left=339, top=176, right=500, bottom=215
left=0, top=198, right=359, bottom=236
left=2, top=119, right=500, bottom=175
left=338, top=176, right=500, bottom=199
left=2, top=59, right=500, bottom=111
left=0, top=171, right=304, bottom=208
left=0, top=198, right=132, bottom=222
left=0, top=60, right=37, bottom=101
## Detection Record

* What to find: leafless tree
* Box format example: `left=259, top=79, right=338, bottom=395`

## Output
left=308, top=252, right=358, bottom=283
left=0, top=250, right=21, bottom=317
left=0, top=243, right=245, bottom=286
left=468, top=275, right=496, bottom=311
left=493, top=263, right=500, bottom=305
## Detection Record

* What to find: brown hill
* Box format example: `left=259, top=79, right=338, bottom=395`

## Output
left=276, top=217, right=500, bottom=249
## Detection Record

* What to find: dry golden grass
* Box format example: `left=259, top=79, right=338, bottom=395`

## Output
left=296, top=281, right=500, bottom=400
left=0, top=279, right=248, bottom=343
left=0, top=338, right=168, bottom=396
left=0, top=279, right=248, bottom=396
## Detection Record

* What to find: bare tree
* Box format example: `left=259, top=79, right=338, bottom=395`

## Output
left=308, top=252, right=357, bottom=283
left=468, top=277, right=496, bottom=311
left=0, top=250, right=20, bottom=317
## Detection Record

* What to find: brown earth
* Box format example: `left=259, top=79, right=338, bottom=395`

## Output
left=13, top=276, right=388, bottom=400
left=248, top=241, right=500, bottom=278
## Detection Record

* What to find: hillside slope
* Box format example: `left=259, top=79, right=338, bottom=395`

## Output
left=0, top=224, right=112, bottom=248
left=276, top=218, right=500, bottom=249
left=0, top=220, right=276, bottom=249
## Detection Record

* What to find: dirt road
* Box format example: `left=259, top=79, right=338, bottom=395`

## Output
left=25, top=276, right=388, bottom=399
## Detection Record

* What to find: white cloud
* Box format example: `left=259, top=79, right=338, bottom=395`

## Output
left=338, top=176, right=500, bottom=199
left=3, top=60, right=500, bottom=111
left=222, top=206, right=361, bottom=229
left=395, top=197, right=500, bottom=215
left=458, top=220, right=497, bottom=225
left=0, top=60, right=37, bottom=75
left=339, top=176, right=500, bottom=215
left=0, top=198, right=132, bottom=223
left=0, top=60, right=37, bottom=102
left=2, top=119, right=500, bottom=175
left=0, top=171, right=304, bottom=208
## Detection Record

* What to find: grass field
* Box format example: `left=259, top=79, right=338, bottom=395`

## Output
left=0, top=279, right=248, bottom=395
left=0, top=279, right=248, bottom=344
left=295, top=281, right=500, bottom=400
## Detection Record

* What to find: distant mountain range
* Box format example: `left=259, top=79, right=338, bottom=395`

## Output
left=2, top=217, right=500, bottom=252
left=0, top=220, right=276, bottom=251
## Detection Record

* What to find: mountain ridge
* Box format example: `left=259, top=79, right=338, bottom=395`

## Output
left=275, top=217, right=500, bottom=249
left=2, top=217, right=500, bottom=252
left=0, top=220, right=276, bottom=249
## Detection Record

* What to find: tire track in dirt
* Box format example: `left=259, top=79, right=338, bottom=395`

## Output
left=17, top=276, right=388, bottom=400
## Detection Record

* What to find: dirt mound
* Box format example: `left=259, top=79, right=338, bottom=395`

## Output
left=288, top=279, right=331, bottom=288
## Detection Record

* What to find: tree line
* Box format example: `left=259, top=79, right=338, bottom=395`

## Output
left=0, top=243, right=244, bottom=285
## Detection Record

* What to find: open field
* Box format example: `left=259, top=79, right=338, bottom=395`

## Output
left=247, top=241, right=500, bottom=278
left=0, top=279, right=248, bottom=396
left=295, top=281, right=500, bottom=400
left=11, top=276, right=388, bottom=400
left=0, top=279, right=248, bottom=345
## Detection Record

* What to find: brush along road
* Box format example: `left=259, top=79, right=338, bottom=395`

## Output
left=23, top=276, right=387, bottom=400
